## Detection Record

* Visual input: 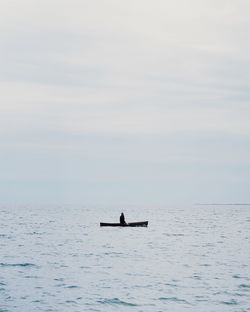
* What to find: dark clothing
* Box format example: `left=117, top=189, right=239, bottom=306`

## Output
left=120, top=213, right=126, bottom=224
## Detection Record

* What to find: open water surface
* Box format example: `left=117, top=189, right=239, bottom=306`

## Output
left=0, top=204, right=249, bottom=311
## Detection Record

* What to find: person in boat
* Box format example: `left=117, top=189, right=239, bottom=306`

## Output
left=120, top=212, right=126, bottom=225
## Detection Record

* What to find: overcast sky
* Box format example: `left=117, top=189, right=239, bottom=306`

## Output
left=0, top=0, right=250, bottom=205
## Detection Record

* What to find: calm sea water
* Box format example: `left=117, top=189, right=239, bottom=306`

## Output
left=0, top=204, right=249, bottom=311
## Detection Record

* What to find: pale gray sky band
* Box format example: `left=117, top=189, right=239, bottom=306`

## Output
left=0, top=0, right=250, bottom=204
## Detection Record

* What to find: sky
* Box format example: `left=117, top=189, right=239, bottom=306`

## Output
left=0, top=0, right=250, bottom=205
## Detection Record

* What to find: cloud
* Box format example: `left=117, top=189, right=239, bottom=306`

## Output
left=0, top=0, right=250, bottom=203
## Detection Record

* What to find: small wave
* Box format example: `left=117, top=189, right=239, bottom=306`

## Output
left=239, top=284, right=250, bottom=289
left=65, top=285, right=80, bottom=289
left=97, top=298, right=138, bottom=306
left=0, top=263, right=37, bottom=268
left=54, top=278, right=64, bottom=282
left=164, top=283, right=179, bottom=288
left=221, top=299, right=238, bottom=305
left=55, top=283, right=66, bottom=288
left=192, top=275, right=202, bottom=280
left=233, top=275, right=250, bottom=281
left=158, top=297, right=189, bottom=304
left=163, top=233, right=184, bottom=237
left=233, top=274, right=242, bottom=279
left=195, top=295, right=208, bottom=302
left=24, top=275, right=40, bottom=279
left=25, top=231, right=45, bottom=235
left=65, top=300, right=77, bottom=304
left=0, top=234, right=12, bottom=240
left=103, top=251, right=124, bottom=255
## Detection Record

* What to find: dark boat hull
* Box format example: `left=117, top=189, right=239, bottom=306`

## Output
left=100, top=221, right=148, bottom=227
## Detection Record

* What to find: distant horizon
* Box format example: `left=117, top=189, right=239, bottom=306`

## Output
left=1, top=202, right=250, bottom=207
left=195, top=203, right=250, bottom=206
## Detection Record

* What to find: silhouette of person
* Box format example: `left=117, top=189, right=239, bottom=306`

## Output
left=120, top=212, right=126, bottom=225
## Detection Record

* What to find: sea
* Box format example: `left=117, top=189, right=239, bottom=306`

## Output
left=0, top=204, right=249, bottom=312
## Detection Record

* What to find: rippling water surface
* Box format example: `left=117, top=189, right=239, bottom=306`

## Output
left=0, top=204, right=249, bottom=311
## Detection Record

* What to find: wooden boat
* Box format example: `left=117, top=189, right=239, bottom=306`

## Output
left=100, top=221, right=148, bottom=227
